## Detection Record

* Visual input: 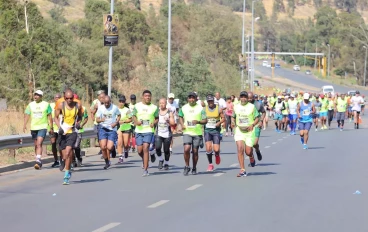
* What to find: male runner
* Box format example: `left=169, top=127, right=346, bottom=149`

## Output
left=319, top=94, right=328, bottom=129
left=23, top=90, right=53, bottom=169
left=55, top=90, right=84, bottom=185
left=117, top=95, right=132, bottom=163
left=90, top=91, right=105, bottom=156
left=96, top=95, right=121, bottom=169
left=204, top=94, right=224, bottom=172
left=351, top=91, right=364, bottom=129
left=72, top=94, right=88, bottom=167
left=231, top=91, right=259, bottom=177
left=249, top=93, right=265, bottom=162
left=132, top=90, right=159, bottom=176
left=167, top=93, right=179, bottom=154
left=155, top=98, right=175, bottom=170
left=273, top=96, right=285, bottom=133
left=327, top=93, right=335, bottom=129
left=297, top=93, right=315, bottom=150
left=179, top=92, right=207, bottom=176
left=335, top=93, right=348, bottom=131
left=288, top=94, right=298, bottom=135
left=129, top=94, right=137, bottom=152
left=312, top=96, right=322, bottom=131
left=50, top=93, right=62, bottom=167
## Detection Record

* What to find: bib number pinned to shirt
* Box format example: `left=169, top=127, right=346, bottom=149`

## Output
left=206, top=118, right=217, bottom=129
left=238, top=117, right=249, bottom=126
left=141, top=120, right=150, bottom=126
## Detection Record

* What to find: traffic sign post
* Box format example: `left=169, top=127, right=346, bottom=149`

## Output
left=103, top=14, right=119, bottom=46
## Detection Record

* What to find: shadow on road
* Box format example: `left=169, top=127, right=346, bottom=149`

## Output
left=71, top=178, right=110, bottom=184
left=308, top=147, right=325, bottom=150
left=150, top=171, right=180, bottom=176
left=216, top=167, right=239, bottom=171
left=255, top=163, right=280, bottom=166
left=74, top=165, right=139, bottom=172
left=247, top=172, right=276, bottom=176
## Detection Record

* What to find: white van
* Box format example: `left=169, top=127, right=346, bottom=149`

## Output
left=322, top=85, right=335, bottom=95
left=262, top=61, right=268, bottom=67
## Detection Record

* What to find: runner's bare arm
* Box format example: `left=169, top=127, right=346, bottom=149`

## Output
left=47, top=113, right=54, bottom=134
left=169, top=111, right=175, bottom=126
left=179, top=116, right=185, bottom=130
left=54, top=104, right=62, bottom=129
left=23, top=114, right=30, bottom=133
left=297, top=103, right=301, bottom=118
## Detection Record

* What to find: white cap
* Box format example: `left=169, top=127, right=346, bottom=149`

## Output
left=303, top=93, right=310, bottom=100
left=34, top=90, right=43, bottom=96
left=168, top=93, right=175, bottom=99
left=290, top=94, right=295, bottom=98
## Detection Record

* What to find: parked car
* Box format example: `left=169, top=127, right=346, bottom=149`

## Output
left=275, top=63, right=281, bottom=68
left=347, top=90, right=357, bottom=96
left=305, top=70, right=312, bottom=75
left=262, top=61, right=268, bottom=66
left=266, top=64, right=271, bottom=68
left=293, top=65, right=300, bottom=71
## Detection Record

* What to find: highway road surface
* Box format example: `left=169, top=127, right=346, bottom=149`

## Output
left=256, top=65, right=368, bottom=95
left=0, top=116, right=367, bottom=232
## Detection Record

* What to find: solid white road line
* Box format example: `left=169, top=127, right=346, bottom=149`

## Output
left=186, top=184, right=203, bottom=191
left=230, top=163, right=239, bottom=167
left=147, top=200, right=170, bottom=208
left=213, top=173, right=224, bottom=177
left=265, top=146, right=271, bottom=148
left=278, top=139, right=283, bottom=141
left=92, top=223, right=121, bottom=232
left=272, top=142, right=277, bottom=144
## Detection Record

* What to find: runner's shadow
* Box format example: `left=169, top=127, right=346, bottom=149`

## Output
left=74, top=166, right=139, bottom=172
left=247, top=172, right=276, bottom=176
left=71, top=178, right=110, bottom=184
left=255, top=163, right=280, bottom=166
left=308, top=147, right=325, bottom=150
left=216, top=167, right=239, bottom=171
left=150, top=171, right=180, bottom=176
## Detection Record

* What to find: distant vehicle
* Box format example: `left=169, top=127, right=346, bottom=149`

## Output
left=275, top=63, right=281, bottom=68
left=254, top=80, right=260, bottom=87
left=347, top=90, right=357, bottom=96
left=262, top=61, right=268, bottom=67
left=284, top=88, right=291, bottom=94
left=266, top=64, right=271, bottom=68
left=293, top=65, right=300, bottom=71
left=305, top=70, right=312, bottom=75
left=322, top=85, right=335, bottom=95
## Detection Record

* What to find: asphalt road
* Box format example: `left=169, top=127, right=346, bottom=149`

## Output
left=256, top=64, right=368, bottom=95
left=0, top=116, right=368, bottom=232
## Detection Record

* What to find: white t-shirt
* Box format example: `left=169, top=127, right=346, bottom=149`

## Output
left=97, top=104, right=121, bottom=131
left=351, top=96, right=364, bottom=111
left=157, top=110, right=172, bottom=138
left=167, top=101, right=178, bottom=121
left=215, top=98, right=227, bottom=110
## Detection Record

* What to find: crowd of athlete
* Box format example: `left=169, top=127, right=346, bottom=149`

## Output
left=23, top=88, right=365, bottom=183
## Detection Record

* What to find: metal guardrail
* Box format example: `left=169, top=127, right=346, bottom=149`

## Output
left=0, top=128, right=96, bottom=150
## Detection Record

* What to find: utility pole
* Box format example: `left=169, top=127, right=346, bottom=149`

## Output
left=241, top=0, right=246, bottom=91
left=167, top=0, right=172, bottom=95
left=364, top=46, right=367, bottom=86
left=24, top=0, right=33, bottom=101
left=107, top=0, right=114, bottom=96
left=251, top=0, right=255, bottom=92
left=304, top=44, right=306, bottom=67
left=327, top=44, right=331, bottom=78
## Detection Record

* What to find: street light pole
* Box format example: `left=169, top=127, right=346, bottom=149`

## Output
left=327, top=44, right=330, bottom=78
left=364, top=46, right=367, bottom=86
left=251, top=0, right=255, bottom=92
left=107, top=0, right=114, bottom=96
left=167, top=0, right=172, bottom=96
left=241, top=0, right=246, bottom=91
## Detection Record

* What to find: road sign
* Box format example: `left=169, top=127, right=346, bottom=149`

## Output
left=103, top=14, right=119, bottom=46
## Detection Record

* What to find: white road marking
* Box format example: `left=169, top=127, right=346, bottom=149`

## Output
left=230, top=163, right=239, bottom=167
left=278, top=139, right=283, bottom=141
left=147, top=200, right=170, bottom=208
left=272, top=142, right=277, bottom=144
left=283, top=137, right=287, bottom=139
left=265, top=146, right=271, bottom=148
left=92, top=223, right=121, bottom=232
left=213, top=173, right=224, bottom=177
left=186, top=184, right=203, bottom=191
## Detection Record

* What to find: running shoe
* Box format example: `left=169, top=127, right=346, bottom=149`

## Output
left=73, top=161, right=78, bottom=167
left=183, top=166, right=190, bottom=176
left=249, top=155, right=256, bottom=167
left=164, top=164, right=169, bottom=170
left=340, top=128, right=343, bottom=131
left=207, top=164, right=214, bottom=172
left=78, top=158, right=83, bottom=166
left=124, top=151, right=128, bottom=159
left=256, top=150, right=262, bottom=161
left=132, top=147, right=136, bottom=152
left=63, top=171, right=71, bottom=185
left=303, top=144, right=308, bottom=150
left=51, top=161, right=60, bottom=168
left=34, top=160, right=42, bottom=170
left=104, top=162, right=111, bottom=170
left=191, top=168, right=197, bottom=175
left=158, top=160, right=164, bottom=170
left=215, top=155, right=221, bottom=165
left=150, top=154, right=156, bottom=163
left=142, top=170, right=149, bottom=177
left=59, top=160, right=65, bottom=171
left=237, top=169, right=247, bottom=177
left=118, top=156, right=124, bottom=163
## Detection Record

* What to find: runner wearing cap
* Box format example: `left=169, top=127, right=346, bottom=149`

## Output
left=204, top=94, right=224, bottom=172
left=23, top=90, right=53, bottom=170
left=272, top=96, right=285, bottom=133
left=248, top=93, right=265, bottom=162
left=117, top=95, right=132, bottom=163
left=335, top=93, right=347, bottom=131
left=167, top=93, right=179, bottom=154
left=287, top=94, right=298, bottom=135
left=90, top=91, right=105, bottom=156
left=129, top=94, right=137, bottom=152
left=132, top=90, right=159, bottom=176
left=179, top=92, right=207, bottom=176
left=351, top=90, right=364, bottom=129
left=231, top=91, right=260, bottom=177
left=297, top=93, right=315, bottom=150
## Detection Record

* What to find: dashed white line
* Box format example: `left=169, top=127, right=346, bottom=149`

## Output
left=272, top=142, right=277, bottom=144
left=283, top=137, right=287, bottom=139
left=265, top=146, right=271, bottom=148
left=186, top=184, right=203, bottom=191
left=230, top=163, right=239, bottom=167
left=92, top=223, right=121, bottom=232
left=278, top=139, right=283, bottom=141
left=213, top=173, right=224, bottom=177
left=147, top=200, right=170, bottom=208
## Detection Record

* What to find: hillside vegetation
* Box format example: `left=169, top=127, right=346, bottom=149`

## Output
left=2, top=0, right=368, bottom=109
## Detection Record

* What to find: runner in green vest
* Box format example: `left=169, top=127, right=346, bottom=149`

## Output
left=129, top=94, right=137, bottom=152
left=117, top=95, right=133, bottom=163
left=335, top=93, right=348, bottom=131
left=23, top=90, right=53, bottom=170
left=179, top=92, right=207, bottom=176
left=132, top=90, right=159, bottom=177
left=49, top=93, right=62, bottom=168
left=231, top=91, right=260, bottom=177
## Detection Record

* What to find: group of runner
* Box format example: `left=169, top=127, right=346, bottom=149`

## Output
left=23, top=88, right=365, bottom=183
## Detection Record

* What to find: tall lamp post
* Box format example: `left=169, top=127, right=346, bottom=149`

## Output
left=327, top=44, right=330, bottom=78
left=250, top=0, right=255, bottom=92
left=167, top=0, right=172, bottom=96
left=241, top=0, right=246, bottom=91
left=364, top=46, right=367, bottom=86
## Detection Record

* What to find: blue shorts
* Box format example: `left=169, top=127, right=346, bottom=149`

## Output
left=319, top=112, right=328, bottom=117
left=98, top=128, right=117, bottom=142
left=274, top=113, right=283, bottom=121
left=312, top=113, right=320, bottom=119
left=298, top=122, right=312, bottom=131
left=31, top=129, right=47, bottom=140
left=288, top=114, right=298, bottom=121
left=348, top=106, right=352, bottom=113
left=136, top=133, right=154, bottom=146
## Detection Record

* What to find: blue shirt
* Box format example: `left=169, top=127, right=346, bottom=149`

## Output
left=299, top=101, right=313, bottom=123
left=97, top=104, right=121, bottom=131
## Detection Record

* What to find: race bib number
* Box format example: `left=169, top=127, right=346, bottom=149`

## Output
left=206, top=118, right=217, bottom=129
left=238, top=117, right=249, bottom=126
left=33, top=111, right=43, bottom=119
left=187, top=121, right=195, bottom=127
left=303, top=109, right=310, bottom=116
left=158, top=122, right=168, bottom=132
left=104, top=114, right=113, bottom=119
left=141, top=120, right=150, bottom=126
left=315, top=107, right=320, bottom=113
